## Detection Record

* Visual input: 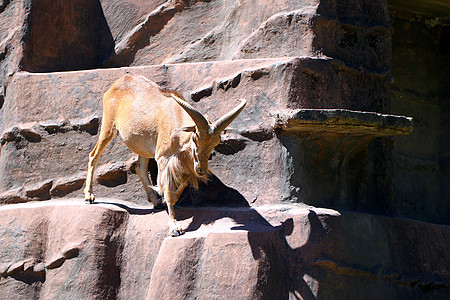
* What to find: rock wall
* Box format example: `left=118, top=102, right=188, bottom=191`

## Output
left=0, top=0, right=449, bottom=299
left=0, top=59, right=410, bottom=210
left=388, top=0, right=450, bottom=225
left=0, top=0, right=400, bottom=210
left=1, top=200, right=448, bottom=299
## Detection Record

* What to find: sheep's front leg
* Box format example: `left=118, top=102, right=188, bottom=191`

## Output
left=164, top=183, right=187, bottom=237
left=135, top=155, right=163, bottom=208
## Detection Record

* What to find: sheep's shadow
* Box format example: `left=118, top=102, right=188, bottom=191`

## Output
left=176, top=173, right=250, bottom=208
left=175, top=206, right=326, bottom=300
left=95, top=174, right=248, bottom=213
left=100, top=174, right=328, bottom=299
left=95, top=201, right=160, bottom=215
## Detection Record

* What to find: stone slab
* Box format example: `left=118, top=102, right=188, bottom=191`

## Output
left=273, top=109, right=413, bottom=136
left=0, top=199, right=448, bottom=299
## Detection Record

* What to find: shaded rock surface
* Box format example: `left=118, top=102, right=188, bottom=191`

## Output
left=0, top=199, right=448, bottom=300
left=388, top=2, right=450, bottom=225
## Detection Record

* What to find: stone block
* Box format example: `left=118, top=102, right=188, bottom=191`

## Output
left=0, top=200, right=448, bottom=299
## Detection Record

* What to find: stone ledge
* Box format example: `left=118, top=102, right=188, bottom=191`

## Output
left=272, top=109, right=413, bottom=136
left=389, top=0, right=450, bottom=19
left=0, top=199, right=448, bottom=299
left=1, top=56, right=395, bottom=205
left=3, top=56, right=389, bottom=130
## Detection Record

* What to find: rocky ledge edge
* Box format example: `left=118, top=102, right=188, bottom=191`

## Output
left=0, top=199, right=448, bottom=299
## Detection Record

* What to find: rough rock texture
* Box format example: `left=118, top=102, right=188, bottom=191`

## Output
left=0, top=0, right=26, bottom=91
left=0, top=0, right=449, bottom=299
left=99, top=0, right=392, bottom=74
left=388, top=1, right=450, bottom=225
left=0, top=0, right=398, bottom=211
left=0, top=59, right=400, bottom=211
left=0, top=200, right=448, bottom=300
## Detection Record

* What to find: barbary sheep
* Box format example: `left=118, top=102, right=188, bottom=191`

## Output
left=84, top=74, right=246, bottom=236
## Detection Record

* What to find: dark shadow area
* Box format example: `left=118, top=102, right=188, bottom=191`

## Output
left=94, top=201, right=163, bottom=216
left=176, top=174, right=249, bottom=208
left=0, top=0, right=10, bottom=14
left=20, top=0, right=114, bottom=72
left=388, top=7, right=450, bottom=225
left=0, top=87, right=4, bottom=110
left=96, top=173, right=249, bottom=212
left=96, top=175, right=328, bottom=299
left=276, top=130, right=394, bottom=216
left=314, top=0, right=392, bottom=75
left=96, top=172, right=330, bottom=299
left=176, top=204, right=328, bottom=300
left=175, top=176, right=330, bottom=299
left=10, top=269, right=46, bottom=285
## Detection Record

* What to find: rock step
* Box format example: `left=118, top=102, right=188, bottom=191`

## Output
left=0, top=199, right=448, bottom=299
left=3, top=57, right=389, bottom=131
left=1, top=57, right=393, bottom=205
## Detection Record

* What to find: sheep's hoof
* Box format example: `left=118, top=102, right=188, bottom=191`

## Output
left=170, top=229, right=185, bottom=237
left=154, top=201, right=166, bottom=210
left=84, top=193, right=95, bottom=204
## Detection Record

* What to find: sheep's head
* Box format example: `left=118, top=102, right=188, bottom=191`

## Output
left=171, top=94, right=246, bottom=176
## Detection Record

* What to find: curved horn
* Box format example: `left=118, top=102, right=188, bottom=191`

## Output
left=213, top=99, right=247, bottom=134
left=171, top=93, right=210, bottom=133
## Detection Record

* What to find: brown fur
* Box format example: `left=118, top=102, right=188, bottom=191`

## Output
left=158, top=148, right=209, bottom=192
left=84, top=74, right=245, bottom=236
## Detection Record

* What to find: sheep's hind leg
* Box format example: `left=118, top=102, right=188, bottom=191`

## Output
left=84, top=127, right=116, bottom=204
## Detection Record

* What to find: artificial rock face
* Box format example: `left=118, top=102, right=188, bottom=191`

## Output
left=0, top=58, right=410, bottom=209
left=1, top=0, right=404, bottom=210
left=1, top=200, right=448, bottom=300
left=0, top=0, right=448, bottom=299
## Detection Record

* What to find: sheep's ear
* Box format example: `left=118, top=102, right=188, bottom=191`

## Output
left=175, top=126, right=196, bottom=132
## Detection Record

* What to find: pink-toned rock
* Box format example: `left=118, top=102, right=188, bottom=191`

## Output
left=0, top=57, right=393, bottom=209
left=0, top=200, right=448, bottom=299
left=0, top=0, right=400, bottom=215
left=0, top=2, right=447, bottom=300
left=24, top=179, right=53, bottom=200
left=50, top=176, right=86, bottom=198
left=95, top=162, right=128, bottom=187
